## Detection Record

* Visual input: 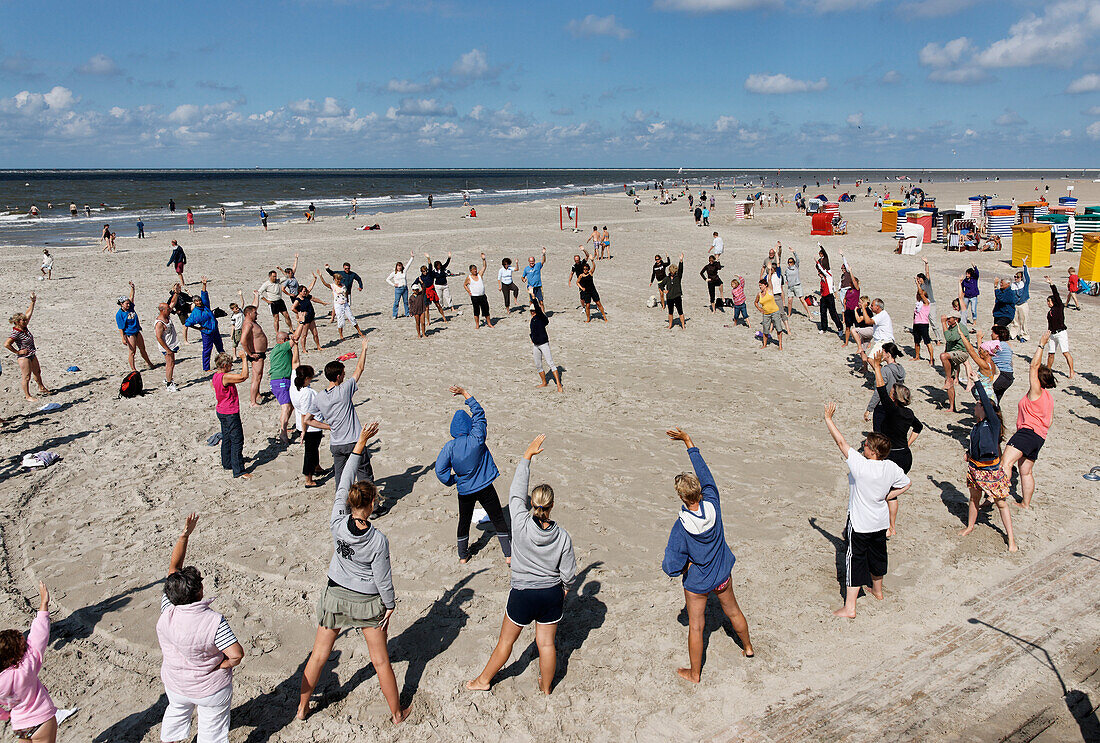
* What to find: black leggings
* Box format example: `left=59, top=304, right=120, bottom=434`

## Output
left=887, top=447, right=913, bottom=474
left=302, top=430, right=323, bottom=476
left=992, top=371, right=1014, bottom=403
left=819, top=293, right=843, bottom=333
left=707, top=280, right=722, bottom=305
left=457, top=484, right=512, bottom=559
left=667, top=296, right=683, bottom=316
left=501, top=283, right=519, bottom=308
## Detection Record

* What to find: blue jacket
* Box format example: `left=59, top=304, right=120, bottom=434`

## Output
left=662, top=448, right=736, bottom=594
left=434, top=397, right=498, bottom=496
left=184, top=290, right=218, bottom=334
left=992, top=285, right=1017, bottom=321
left=962, top=268, right=979, bottom=298
left=1015, top=265, right=1030, bottom=304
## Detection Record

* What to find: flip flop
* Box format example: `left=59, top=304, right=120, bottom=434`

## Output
left=337, top=352, right=358, bottom=361
left=305, top=483, right=322, bottom=489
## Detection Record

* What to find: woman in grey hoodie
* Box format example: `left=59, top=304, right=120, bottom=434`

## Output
left=467, top=434, right=577, bottom=695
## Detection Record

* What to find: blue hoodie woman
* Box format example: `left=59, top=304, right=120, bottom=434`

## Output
left=661, top=428, right=753, bottom=683
left=435, top=387, right=512, bottom=563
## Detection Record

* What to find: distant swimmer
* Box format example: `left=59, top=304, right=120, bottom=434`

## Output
left=168, top=198, right=175, bottom=212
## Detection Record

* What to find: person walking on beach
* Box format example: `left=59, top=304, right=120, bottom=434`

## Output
left=39, top=250, right=53, bottom=281
left=662, top=255, right=686, bottom=330
left=258, top=270, right=292, bottom=335
left=466, top=433, right=575, bottom=695
left=211, top=352, right=251, bottom=480
left=662, top=427, right=754, bottom=682
left=957, top=369, right=1017, bottom=551
left=427, top=194, right=433, bottom=208
left=577, top=262, right=607, bottom=323
left=184, top=278, right=224, bottom=373
left=296, top=423, right=409, bottom=725
left=521, top=248, right=547, bottom=311
left=6, top=294, right=50, bottom=402
left=169, top=199, right=175, bottom=213
left=822, top=403, right=911, bottom=618
left=1042, top=276, right=1074, bottom=380
left=464, top=254, right=494, bottom=329
left=239, top=304, right=268, bottom=408
left=259, top=207, right=268, bottom=231
left=651, top=255, right=671, bottom=309
left=0, top=581, right=58, bottom=743
left=1000, top=333, right=1056, bottom=510
left=167, top=240, right=187, bottom=285
left=528, top=292, right=563, bottom=392
left=498, top=258, right=520, bottom=311
left=700, top=255, right=725, bottom=313
left=154, top=288, right=183, bottom=392
left=186, top=208, right=195, bottom=233
left=754, top=279, right=785, bottom=350
left=710, top=232, right=723, bottom=258
left=116, top=283, right=156, bottom=373
left=157, top=513, right=244, bottom=741
left=302, top=337, right=373, bottom=489
left=219, top=206, right=226, bottom=225
left=601, top=226, right=611, bottom=260
left=137, top=219, right=145, bottom=239
left=815, top=248, right=843, bottom=335
left=435, top=386, right=513, bottom=564
left=585, top=227, right=600, bottom=259
left=386, top=260, right=409, bottom=319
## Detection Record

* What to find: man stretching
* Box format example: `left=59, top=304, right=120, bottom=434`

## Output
left=303, top=337, right=373, bottom=489
left=240, top=302, right=269, bottom=407
left=154, top=287, right=183, bottom=391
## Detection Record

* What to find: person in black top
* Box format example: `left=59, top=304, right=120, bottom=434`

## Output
left=528, top=290, right=563, bottom=391
left=1042, top=276, right=1074, bottom=379
left=651, top=255, right=671, bottom=308
left=428, top=252, right=455, bottom=311
left=292, top=277, right=325, bottom=353
left=869, top=352, right=923, bottom=536
left=567, top=251, right=590, bottom=306
left=577, top=263, right=607, bottom=323
left=700, top=256, right=725, bottom=312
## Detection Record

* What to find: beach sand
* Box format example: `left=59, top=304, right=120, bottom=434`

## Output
left=1, top=178, right=1098, bottom=742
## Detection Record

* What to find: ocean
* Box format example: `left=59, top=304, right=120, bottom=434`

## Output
left=0, top=168, right=1093, bottom=248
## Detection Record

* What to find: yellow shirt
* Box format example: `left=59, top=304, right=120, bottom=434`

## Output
left=758, top=291, right=779, bottom=315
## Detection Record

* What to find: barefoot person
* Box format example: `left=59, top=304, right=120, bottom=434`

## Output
left=958, top=369, right=1018, bottom=551
left=822, top=403, right=911, bottom=619
left=116, top=282, right=156, bottom=373
left=528, top=293, right=563, bottom=392
left=212, top=352, right=252, bottom=480
left=289, top=342, right=325, bottom=488
left=466, top=433, right=576, bottom=695
left=939, top=312, right=971, bottom=412
left=154, top=288, right=183, bottom=392
left=700, top=255, right=725, bottom=313
left=0, top=582, right=58, bottom=743
left=239, top=303, right=268, bottom=407
left=498, top=257, right=520, bottom=311
left=1042, top=276, right=1075, bottom=380
left=464, top=254, right=494, bottom=329
left=662, top=254, right=686, bottom=329
left=435, top=387, right=512, bottom=564
left=868, top=351, right=922, bottom=536
left=1001, top=332, right=1056, bottom=510
left=754, top=279, right=785, bottom=350
left=5, top=294, right=50, bottom=402
left=577, top=262, right=607, bottom=322
left=166, top=240, right=187, bottom=285
left=650, top=255, right=671, bottom=309
left=291, top=279, right=325, bottom=354
left=661, top=427, right=754, bottom=682
left=257, top=270, right=292, bottom=335
left=157, top=514, right=244, bottom=743
left=521, top=248, right=547, bottom=311
left=268, top=331, right=294, bottom=443
left=296, top=423, right=410, bottom=726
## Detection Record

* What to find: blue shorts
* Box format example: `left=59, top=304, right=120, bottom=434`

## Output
left=530, top=286, right=544, bottom=303
left=270, top=378, right=291, bottom=405
left=506, top=585, right=564, bottom=626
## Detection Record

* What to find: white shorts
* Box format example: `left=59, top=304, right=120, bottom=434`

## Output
left=532, top=343, right=554, bottom=372
left=335, top=303, right=356, bottom=329
left=1045, top=330, right=1069, bottom=353
left=161, top=683, right=232, bottom=743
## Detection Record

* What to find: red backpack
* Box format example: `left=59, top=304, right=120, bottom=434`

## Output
left=120, top=370, right=143, bottom=398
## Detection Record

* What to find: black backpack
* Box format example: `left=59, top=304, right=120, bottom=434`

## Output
left=120, top=370, right=143, bottom=398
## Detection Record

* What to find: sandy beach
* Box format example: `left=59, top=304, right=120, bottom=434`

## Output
left=1, top=178, right=1098, bottom=742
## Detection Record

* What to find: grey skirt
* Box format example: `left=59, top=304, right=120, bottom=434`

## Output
left=316, top=583, right=385, bottom=629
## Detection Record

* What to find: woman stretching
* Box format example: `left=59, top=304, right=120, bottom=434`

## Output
left=868, top=351, right=922, bottom=536
left=912, top=282, right=933, bottom=366
left=662, top=254, right=686, bottom=329
left=959, top=368, right=1018, bottom=552
left=467, top=434, right=576, bottom=695
left=815, top=247, right=843, bottom=335
left=297, top=423, right=410, bottom=724
left=5, top=293, right=50, bottom=402
left=0, top=582, right=57, bottom=743
left=289, top=342, right=325, bottom=488
left=1000, top=332, right=1056, bottom=510
left=651, top=255, right=671, bottom=308
left=700, top=255, right=725, bottom=312
left=386, top=256, right=410, bottom=319
left=662, top=428, right=753, bottom=683
left=464, top=254, right=494, bottom=329
left=211, top=352, right=251, bottom=481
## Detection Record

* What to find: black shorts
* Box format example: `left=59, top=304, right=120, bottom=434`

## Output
left=580, top=288, right=600, bottom=304
left=667, top=296, right=683, bottom=316
left=1007, top=427, right=1045, bottom=461
left=912, top=323, right=930, bottom=345
left=846, top=522, right=887, bottom=587
left=992, top=371, right=1014, bottom=401
left=843, top=309, right=857, bottom=328
left=471, top=294, right=491, bottom=317
left=270, top=299, right=288, bottom=315
left=506, top=585, right=564, bottom=626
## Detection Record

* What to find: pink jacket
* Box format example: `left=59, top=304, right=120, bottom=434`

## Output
left=157, top=599, right=232, bottom=698
left=0, top=611, right=57, bottom=729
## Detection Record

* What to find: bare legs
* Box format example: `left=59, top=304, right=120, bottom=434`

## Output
left=940, top=353, right=957, bottom=411
left=17, top=356, right=49, bottom=401
left=959, top=483, right=1017, bottom=551
left=1046, top=351, right=1075, bottom=380
left=537, top=369, right=564, bottom=392
left=249, top=358, right=264, bottom=406
left=467, top=616, right=557, bottom=695
left=297, top=625, right=409, bottom=724
left=1002, top=446, right=1037, bottom=509
left=678, top=583, right=753, bottom=682
left=834, top=578, right=883, bottom=619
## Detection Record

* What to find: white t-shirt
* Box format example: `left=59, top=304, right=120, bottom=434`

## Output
left=871, top=309, right=894, bottom=342
left=846, top=448, right=909, bottom=533
left=231, top=311, right=244, bottom=331
left=497, top=267, right=514, bottom=285
left=289, top=383, right=321, bottom=432
left=768, top=270, right=782, bottom=295
left=387, top=270, right=406, bottom=288
left=711, top=237, right=724, bottom=254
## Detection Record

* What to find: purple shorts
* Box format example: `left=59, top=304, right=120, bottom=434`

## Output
left=271, top=378, right=291, bottom=405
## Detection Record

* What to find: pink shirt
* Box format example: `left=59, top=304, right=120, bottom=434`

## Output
left=914, top=300, right=930, bottom=324
left=212, top=372, right=240, bottom=415
left=730, top=276, right=746, bottom=305
left=0, top=612, right=57, bottom=729
left=1017, top=389, right=1053, bottom=438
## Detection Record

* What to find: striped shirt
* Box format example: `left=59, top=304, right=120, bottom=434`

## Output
left=161, top=594, right=239, bottom=651
left=9, top=327, right=35, bottom=357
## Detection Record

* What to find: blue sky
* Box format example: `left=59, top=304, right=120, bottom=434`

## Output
left=2, top=0, right=1099, bottom=167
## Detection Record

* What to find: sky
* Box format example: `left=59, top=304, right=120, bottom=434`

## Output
left=1, top=0, right=1099, bottom=168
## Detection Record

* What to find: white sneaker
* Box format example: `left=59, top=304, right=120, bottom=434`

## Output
left=166, top=382, right=178, bottom=392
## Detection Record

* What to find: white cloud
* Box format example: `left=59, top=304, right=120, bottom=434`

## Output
left=168, top=104, right=201, bottom=124
left=1088, top=121, right=1100, bottom=139
left=288, top=99, right=315, bottom=114
left=78, top=54, right=121, bottom=75
left=744, top=73, right=827, bottom=94
left=0, top=86, right=76, bottom=114
left=387, top=98, right=457, bottom=117
left=846, top=112, right=864, bottom=127
left=654, top=0, right=781, bottom=11
left=452, top=49, right=489, bottom=78
left=880, top=69, right=902, bottom=84
left=320, top=97, right=345, bottom=116
left=1067, top=73, right=1100, bottom=93
left=918, top=37, right=973, bottom=67
left=567, top=14, right=633, bottom=39
left=1060, top=129, right=1072, bottom=137
left=43, top=86, right=75, bottom=110
left=1087, top=106, right=1100, bottom=116
left=715, top=115, right=739, bottom=132
left=928, top=67, right=988, bottom=84
left=973, top=0, right=1100, bottom=68
left=994, top=109, right=1025, bottom=126
left=385, top=77, right=443, bottom=94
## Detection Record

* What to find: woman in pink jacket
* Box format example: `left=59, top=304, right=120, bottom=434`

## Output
left=0, top=582, right=57, bottom=742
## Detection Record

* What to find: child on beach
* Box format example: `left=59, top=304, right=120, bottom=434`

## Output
left=39, top=251, right=52, bottom=280
left=729, top=275, right=748, bottom=326
left=1066, top=266, right=1082, bottom=310
left=662, top=428, right=753, bottom=682
left=409, top=285, right=428, bottom=338
left=0, top=582, right=57, bottom=743
left=822, top=403, right=911, bottom=618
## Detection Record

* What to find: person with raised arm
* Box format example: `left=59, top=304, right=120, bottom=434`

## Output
left=303, top=336, right=372, bottom=489
left=154, top=287, right=183, bottom=391
left=257, top=269, right=293, bottom=335
left=157, top=513, right=244, bottom=742
left=662, top=253, right=686, bottom=330
left=662, top=428, right=754, bottom=682
left=184, top=278, right=224, bottom=373
left=823, top=403, right=911, bottom=618
left=528, top=289, right=563, bottom=392
left=1041, top=275, right=1074, bottom=380
left=5, top=293, right=50, bottom=402
left=521, top=247, right=548, bottom=311
left=116, top=281, right=157, bottom=373
left=296, top=423, right=409, bottom=725
left=0, top=582, right=57, bottom=743
left=467, top=433, right=576, bottom=695
left=1000, top=331, right=1056, bottom=510
left=868, top=351, right=922, bottom=536
left=958, top=366, right=1018, bottom=551
left=464, top=253, right=494, bottom=329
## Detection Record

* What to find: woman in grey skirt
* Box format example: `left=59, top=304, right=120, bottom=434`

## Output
left=296, top=422, right=410, bottom=725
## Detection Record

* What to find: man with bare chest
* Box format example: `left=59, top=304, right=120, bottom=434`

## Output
left=240, top=305, right=269, bottom=407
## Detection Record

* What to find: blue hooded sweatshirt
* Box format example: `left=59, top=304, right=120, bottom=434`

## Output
left=662, top=448, right=736, bottom=594
left=434, top=397, right=499, bottom=496
left=184, top=290, right=218, bottom=334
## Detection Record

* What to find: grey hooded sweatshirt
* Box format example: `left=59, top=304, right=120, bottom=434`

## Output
left=508, top=459, right=577, bottom=591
